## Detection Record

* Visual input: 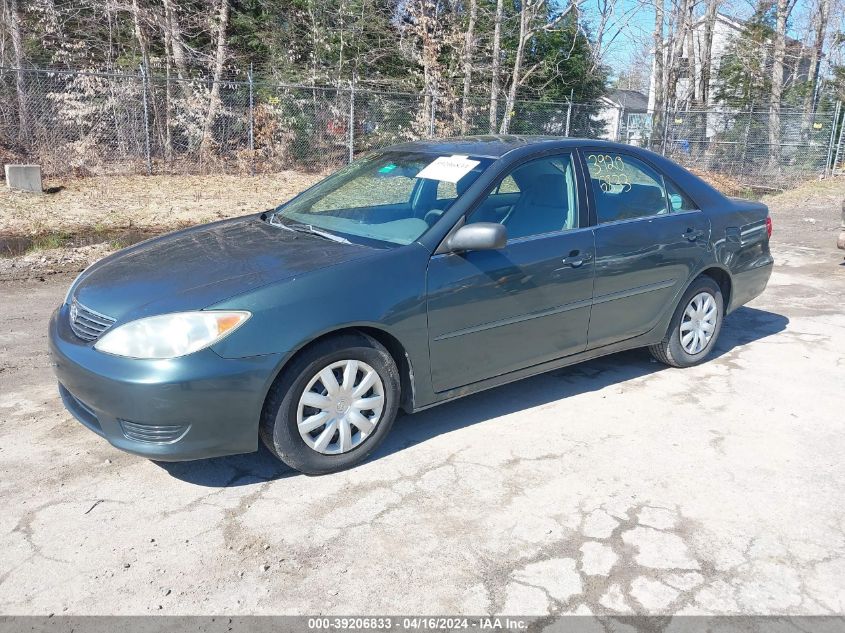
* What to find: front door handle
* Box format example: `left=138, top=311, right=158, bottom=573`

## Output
left=562, top=250, right=593, bottom=268
left=683, top=228, right=706, bottom=241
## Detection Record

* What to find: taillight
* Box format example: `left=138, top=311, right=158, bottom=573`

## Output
left=766, top=216, right=772, bottom=239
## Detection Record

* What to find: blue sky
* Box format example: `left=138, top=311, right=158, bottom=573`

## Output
left=585, top=0, right=817, bottom=80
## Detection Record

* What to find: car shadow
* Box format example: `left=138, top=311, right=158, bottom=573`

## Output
left=157, top=305, right=788, bottom=486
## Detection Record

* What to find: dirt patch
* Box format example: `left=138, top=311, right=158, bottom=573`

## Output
left=762, top=175, right=845, bottom=250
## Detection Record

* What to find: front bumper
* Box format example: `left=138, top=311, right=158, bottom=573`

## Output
left=48, top=304, right=283, bottom=461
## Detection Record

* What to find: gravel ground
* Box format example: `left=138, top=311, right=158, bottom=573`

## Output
left=0, top=178, right=844, bottom=616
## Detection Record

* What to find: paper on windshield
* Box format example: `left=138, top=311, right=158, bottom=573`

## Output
left=416, top=155, right=480, bottom=183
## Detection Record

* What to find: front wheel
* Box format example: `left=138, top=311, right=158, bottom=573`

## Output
left=259, top=332, right=400, bottom=475
left=649, top=276, right=724, bottom=368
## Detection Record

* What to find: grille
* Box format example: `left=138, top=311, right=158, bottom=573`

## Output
left=69, top=300, right=116, bottom=341
left=119, top=420, right=190, bottom=444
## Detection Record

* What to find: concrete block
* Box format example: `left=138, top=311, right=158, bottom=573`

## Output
left=4, top=164, right=43, bottom=193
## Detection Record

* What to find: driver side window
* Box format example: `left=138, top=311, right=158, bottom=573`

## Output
left=467, top=155, right=578, bottom=241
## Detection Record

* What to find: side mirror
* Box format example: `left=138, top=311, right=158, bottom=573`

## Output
left=447, top=222, right=507, bottom=253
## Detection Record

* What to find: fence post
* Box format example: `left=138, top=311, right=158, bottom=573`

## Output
left=833, top=103, right=845, bottom=175
left=139, top=64, right=152, bottom=176
left=826, top=101, right=841, bottom=176
left=429, top=90, right=437, bottom=138
left=248, top=62, right=255, bottom=176
left=661, top=105, right=670, bottom=155
left=617, top=105, right=625, bottom=143
left=564, top=89, right=573, bottom=137
left=348, top=79, right=355, bottom=164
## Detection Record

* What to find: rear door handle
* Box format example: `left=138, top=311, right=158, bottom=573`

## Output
left=562, top=250, right=593, bottom=268
left=683, top=228, right=706, bottom=241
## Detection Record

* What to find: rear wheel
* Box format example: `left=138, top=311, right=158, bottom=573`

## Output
left=260, top=332, right=400, bottom=475
left=649, top=276, right=724, bottom=368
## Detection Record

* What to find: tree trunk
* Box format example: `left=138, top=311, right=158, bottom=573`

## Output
left=801, top=0, right=829, bottom=136
left=499, top=0, right=531, bottom=134
left=131, top=0, right=151, bottom=80
left=415, top=0, right=441, bottom=136
left=699, top=0, right=719, bottom=107
left=162, top=0, right=190, bottom=85
left=460, top=0, right=478, bottom=135
left=651, top=0, right=665, bottom=150
left=199, top=0, right=230, bottom=160
left=488, top=0, right=504, bottom=133
left=132, top=0, right=165, bottom=157
left=685, top=5, right=697, bottom=107
left=769, top=0, right=789, bottom=164
left=162, top=0, right=173, bottom=162
left=8, top=0, right=28, bottom=147
left=665, top=0, right=689, bottom=111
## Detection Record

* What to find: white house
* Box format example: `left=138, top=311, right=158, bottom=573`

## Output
left=597, top=89, right=651, bottom=144
left=647, top=12, right=812, bottom=113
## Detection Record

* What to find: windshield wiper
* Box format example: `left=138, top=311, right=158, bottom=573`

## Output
left=266, top=214, right=351, bottom=244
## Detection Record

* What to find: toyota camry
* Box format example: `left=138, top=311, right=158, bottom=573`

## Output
left=50, top=136, right=774, bottom=474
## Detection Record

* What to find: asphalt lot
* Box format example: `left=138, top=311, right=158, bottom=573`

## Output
left=1, top=227, right=844, bottom=615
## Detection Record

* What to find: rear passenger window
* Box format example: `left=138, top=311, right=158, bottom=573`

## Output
left=586, top=152, right=669, bottom=223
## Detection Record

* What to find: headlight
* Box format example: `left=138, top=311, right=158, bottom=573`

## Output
left=94, top=311, right=250, bottom=359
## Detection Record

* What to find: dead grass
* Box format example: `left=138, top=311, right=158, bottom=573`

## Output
left=0, top=171, right=324, bottom=238
left=688, top=168, right=754, bottom=198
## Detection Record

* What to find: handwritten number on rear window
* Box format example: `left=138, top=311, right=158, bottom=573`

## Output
left=588, top=154, right=632, bottom=193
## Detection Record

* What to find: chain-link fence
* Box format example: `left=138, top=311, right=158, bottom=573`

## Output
left=658, top=106, right=845, bottom=186
left=1, top=66, right=844, bottom=188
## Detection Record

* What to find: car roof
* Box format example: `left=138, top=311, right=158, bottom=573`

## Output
left=386, top=135, right=637, bottom=159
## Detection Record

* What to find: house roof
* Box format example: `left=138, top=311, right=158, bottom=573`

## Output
left=603, top=89, right=649, bottom=112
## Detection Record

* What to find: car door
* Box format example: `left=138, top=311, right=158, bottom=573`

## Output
left=582, top=148, right=711, bottom=349
left=426, top=153, right=595, bottom=393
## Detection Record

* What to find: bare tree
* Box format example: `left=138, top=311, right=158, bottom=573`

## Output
left=418, top=0, right=441, bottom=131
left=803, top=0, right=830, bottom=115
left=199, top=0, right=230, bottom=159
left=698, top=0, right=719, bottom=106
left=131, top=0, right=152, bottom=77
left=488, top=0, right=504, bottom=133
left=7, top=0, right=28, bottom=145
left=590, top=0, right=645, bottom=72
left=500, top=0, right=532, bottom=134
left=460, top=0, right=478, bottom=134
left=769, top=0, right=796, bottom=163
left=651, top=0, right=665, bottom=149
left=685, top=2, right=697, bottom=106
left=499, top=0, right=580, bottom=133
left=665, top=0, right=691, bottom=110
left=162, top=0, right=190, bottom=82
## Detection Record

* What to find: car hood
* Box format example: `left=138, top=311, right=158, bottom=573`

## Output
left=72, top=215, right=375, bottom=321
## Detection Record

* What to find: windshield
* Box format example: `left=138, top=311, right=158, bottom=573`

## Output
left=272, top=151, right=494, bottom=246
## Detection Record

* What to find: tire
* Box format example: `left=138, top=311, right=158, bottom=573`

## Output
left=259, top=332, right=400, bottom=475
left=649, top=276, right=724, bottom=368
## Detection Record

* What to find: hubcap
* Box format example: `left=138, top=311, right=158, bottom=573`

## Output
left=680, top=291, right=718, bottom=355
left=297, top=360, right=385, bottom=455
